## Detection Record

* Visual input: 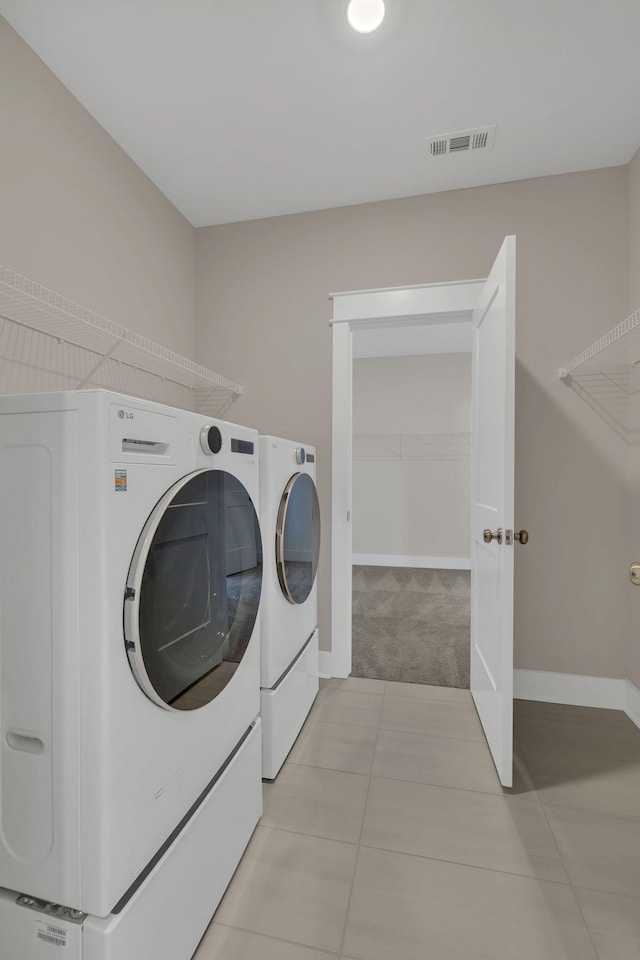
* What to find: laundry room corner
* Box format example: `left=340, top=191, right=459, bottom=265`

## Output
left=0, top=16, right=197, bottom=371
left=194, top=167, right=631, bottom=689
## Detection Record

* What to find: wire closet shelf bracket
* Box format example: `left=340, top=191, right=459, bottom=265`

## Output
left=0, top=267, right=242, bottom=416
left=556, top=307, right=640, bottom=441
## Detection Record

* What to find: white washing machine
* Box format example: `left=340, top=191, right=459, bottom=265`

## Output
left=0, top=390, right=263, bottom=937
left=259, top=436, right=320, bottom=779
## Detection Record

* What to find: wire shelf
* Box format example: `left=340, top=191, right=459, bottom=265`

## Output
left=353, top=432, right=471, bottom=461
left=0, top=266, right=243, bottom=417
left=556, top=308, right=640, bottom=440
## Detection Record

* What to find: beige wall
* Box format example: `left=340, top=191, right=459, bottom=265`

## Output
left=627, top=146, right=640, bottom=687
left=630, top=147, right=640, bottom=314
left=352, top=354, right=471, bottom=560
left=0, top=17, right=196, bottom=372
left=197, top=166, right=630, bottom=678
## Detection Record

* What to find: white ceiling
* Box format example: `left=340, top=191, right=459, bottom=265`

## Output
left=2, top=0, right=640, bottom=227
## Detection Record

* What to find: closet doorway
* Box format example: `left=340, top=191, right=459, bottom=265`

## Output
left=330, top=237, right=519, bottom=786
left=350, top=337, right=472, bottom=689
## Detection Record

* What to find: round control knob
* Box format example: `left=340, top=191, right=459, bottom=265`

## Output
left=294, top=447, right=306, bottom=465
left=200, top=425, right=222, bottom=455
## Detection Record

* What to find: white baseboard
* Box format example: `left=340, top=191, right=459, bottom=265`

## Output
left=514, top=668, right=640, bottom=730
left=513, top=669, right=626, bottom=710
left=625, top=679, right=640, bottom=729
left=352, top=553, right=471, bottom=570
left=318, top=651, right=333, bottom=679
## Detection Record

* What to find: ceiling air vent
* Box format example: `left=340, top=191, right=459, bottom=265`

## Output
left=428, top=125, right=496, bottom=158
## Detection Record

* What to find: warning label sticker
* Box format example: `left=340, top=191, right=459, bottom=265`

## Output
left=115, top=469, right=127, bottom=492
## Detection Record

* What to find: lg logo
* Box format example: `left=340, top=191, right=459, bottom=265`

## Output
left=118, top=409, right=134, bottom=420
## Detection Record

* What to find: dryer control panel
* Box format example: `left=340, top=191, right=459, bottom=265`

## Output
left=109, top=404, right=178, bottom=465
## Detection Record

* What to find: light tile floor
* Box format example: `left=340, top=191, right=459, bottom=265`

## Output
left=194, top=679, right=640, bottom=960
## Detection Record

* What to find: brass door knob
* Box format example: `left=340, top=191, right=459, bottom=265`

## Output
left=483, top=528, right=503, bottom=544
left=514, top=530, right=529, bottom=545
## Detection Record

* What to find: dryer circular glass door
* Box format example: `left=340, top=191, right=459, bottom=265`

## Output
left=276, top=473, right=320, bottom=604
left=124, top=469, right=262, bottom=711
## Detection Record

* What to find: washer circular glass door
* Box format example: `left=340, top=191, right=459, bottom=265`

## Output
left=124, top=469, right=262, bottom=711
left=276, top=472, right=320, bottom=604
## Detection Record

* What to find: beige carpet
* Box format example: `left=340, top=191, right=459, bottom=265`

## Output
left=351, top=565, right=470, bottom=688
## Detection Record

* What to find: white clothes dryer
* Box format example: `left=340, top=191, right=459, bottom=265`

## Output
left=0, top=390, right=263, bottom=921
left=259, top=436, right=320, bottom=779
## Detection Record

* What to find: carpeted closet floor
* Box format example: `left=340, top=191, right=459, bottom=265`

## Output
left=352, top=565, right=470, bottom=688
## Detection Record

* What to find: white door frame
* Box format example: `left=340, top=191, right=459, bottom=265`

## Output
left=330, top=278, right=486, bottom=678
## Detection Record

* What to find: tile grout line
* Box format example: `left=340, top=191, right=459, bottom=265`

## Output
left=313, top=715, right=486, bottom=745
left=520, top=713, right=640, bottom=954
left=362, top=717, right=560, bottom=892
left=536, top=797, right=640, bottom=824
left=509, top=712, right=640, bottom=767
left=301, top=690, right=613, bottom=800
left=257, top=821, right=361, bottom=844
left=564, top=883, right=640, bottom=903
left=515, top=741, right=640, bottom=768
left=289, top=738, right=520, bottom=799
left=336, top=681, right=385, bottom=958
left=211, top=690, right=358, bottom=957
left=354, top=839, right=575, bottom=886
left=280, top=757, right=373, bottom=780
left=382, top=692, right=473, bottom=704
left=213, top=918, right=340, bottom=956
left=382, top=688, right=472, bottom=702
left=357, top=770, right=542, bottom=805
left=526, top=753, right=604, bottom=960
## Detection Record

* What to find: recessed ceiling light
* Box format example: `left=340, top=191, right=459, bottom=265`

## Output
left=347, top=0, right=386, bottom=33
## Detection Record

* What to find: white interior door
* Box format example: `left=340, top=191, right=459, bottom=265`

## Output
left=471, top=236, right=516, bottom=787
